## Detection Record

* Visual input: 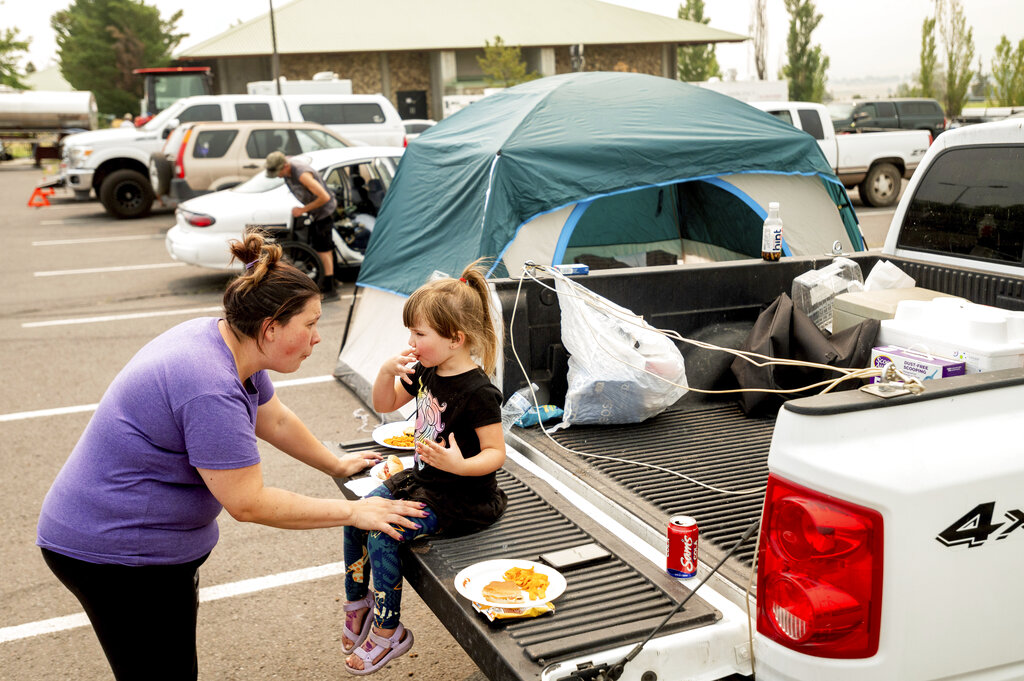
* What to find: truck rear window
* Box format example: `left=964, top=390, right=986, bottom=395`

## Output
left=897, top=145, right=1024, bottom=265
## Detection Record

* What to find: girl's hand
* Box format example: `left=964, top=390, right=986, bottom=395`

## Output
left=350, top=497, right=427, bottom=540
left=416, top=434, right=464, bottom=474
left=333, top=450, right=382, bottom=478
left=382, top=348, right=417, bottom=385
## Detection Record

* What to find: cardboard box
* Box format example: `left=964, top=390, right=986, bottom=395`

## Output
left=833, top=287, right=955, bottom=334
left=870, top=345, right=966, bottom=382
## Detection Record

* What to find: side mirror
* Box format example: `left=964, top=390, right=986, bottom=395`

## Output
left=162, top=119, right=181, bottom=139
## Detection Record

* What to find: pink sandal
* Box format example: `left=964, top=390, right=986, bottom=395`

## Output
left=345, top=623, right=414, bottom=675
left=341, top=594, right=373, bottom=654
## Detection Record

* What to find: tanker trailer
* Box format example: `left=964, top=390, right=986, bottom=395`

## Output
left=0, top=89, right=98, bottom=165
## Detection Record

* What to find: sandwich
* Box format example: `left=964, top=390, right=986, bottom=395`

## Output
left=380, top=455, right=404, bottom=480
left=481, top=579, right=525, bottom=603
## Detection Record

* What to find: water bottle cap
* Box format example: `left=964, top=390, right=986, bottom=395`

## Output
left=768, top=201, right=780, bottom=209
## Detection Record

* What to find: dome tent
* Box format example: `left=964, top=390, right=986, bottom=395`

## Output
left=336, top=72, right=863, bottom=406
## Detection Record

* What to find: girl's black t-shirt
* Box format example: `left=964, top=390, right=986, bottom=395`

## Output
left=385, top=363, right=506, bottom=534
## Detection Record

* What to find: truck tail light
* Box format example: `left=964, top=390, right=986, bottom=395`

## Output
left=175, top=128, right=193, bottom=179
left=757, top=474, right=883, bottom=659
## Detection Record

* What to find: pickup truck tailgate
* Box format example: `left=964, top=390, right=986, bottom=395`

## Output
left=333, top=440, right=721, bottom=681
left=511, top=401, right=771, bottom=588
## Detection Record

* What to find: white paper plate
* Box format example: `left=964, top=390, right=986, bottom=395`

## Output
left=369, top=455, right=415, bottom=481
left=372, top=421, right=415, bottom=450
left=454, top=559, right=566, bottom=608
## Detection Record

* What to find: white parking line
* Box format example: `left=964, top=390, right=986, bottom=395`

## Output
left=40, top=218, right=110, bottom=225
left=22, top=305, right=223, bottom=328
left=0, top=561, right=345, bottom=644
left=34, top=262, right=186, bottom=277
left=0, top=375, right=335, bottom=422
left=33, top=234, right=163, bottom=246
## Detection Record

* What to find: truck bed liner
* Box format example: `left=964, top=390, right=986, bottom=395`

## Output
left=331, top=440, right=720, bottom=681
left=509, top=401, right=772, bottom=589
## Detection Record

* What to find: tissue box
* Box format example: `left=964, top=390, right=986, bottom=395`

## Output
left=870, top=345, right=966, bottom=382
left=833, top=287, right=954, bottom=334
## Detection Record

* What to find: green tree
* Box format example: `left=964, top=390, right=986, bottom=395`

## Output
left=0, top=26, right=31, bottom=89
left=990, top=36, right=1024, bottom=105
left=51, top=0, right=186, bottom=115
left=780, top=0, right=829, bottom=102
left=476, top=36, right=539, bottom=88
left=676, top=0, right=721, bottom=82
left=937, top=0, right=974, bottom=118
left=917, top=16, right=939, bottom=98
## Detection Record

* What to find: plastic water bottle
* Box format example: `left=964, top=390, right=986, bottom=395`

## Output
left=761, top=202, right=783, bottom=261
left=500, top=384, right=537, bottom=432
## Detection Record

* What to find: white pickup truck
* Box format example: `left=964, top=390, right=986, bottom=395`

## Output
left=750, top=101, right=931, bottom=208
left=334, top=118, right=1024, bottom=681
left=58, top=93, right=405, bottom=218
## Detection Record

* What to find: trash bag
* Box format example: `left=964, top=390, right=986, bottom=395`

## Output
left=555, top=274, right=688, bottom=425
left=730, top=293, right=879, bottom=415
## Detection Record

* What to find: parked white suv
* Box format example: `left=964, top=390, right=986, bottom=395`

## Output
left=59, top=93, right=405, bottom=219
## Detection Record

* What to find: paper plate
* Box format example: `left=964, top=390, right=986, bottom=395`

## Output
left=372, top=421, right=415, bottom=450
left=454, top=559, right=566, bottom=608
left=369, top=455, right=415, bottom=481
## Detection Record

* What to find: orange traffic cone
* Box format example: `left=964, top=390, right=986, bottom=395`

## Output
left=27, top=186, right=55, bottom=207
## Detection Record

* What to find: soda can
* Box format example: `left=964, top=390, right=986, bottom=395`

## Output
left=667, top=515, right=698, bottom=578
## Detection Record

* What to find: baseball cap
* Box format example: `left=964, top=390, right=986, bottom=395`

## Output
left=265, top=151, right=287, bottom=177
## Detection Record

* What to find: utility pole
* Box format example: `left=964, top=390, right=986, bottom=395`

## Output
left=269, top=0, right=281, bottom=95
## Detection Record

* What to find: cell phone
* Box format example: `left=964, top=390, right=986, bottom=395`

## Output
left=539, top=543, right=612, bottom=570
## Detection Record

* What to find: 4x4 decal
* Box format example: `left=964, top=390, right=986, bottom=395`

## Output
left=936, top=502, right=1024, bottom=548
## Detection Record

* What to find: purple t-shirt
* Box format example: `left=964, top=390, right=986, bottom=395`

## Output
left=37, top=318, right=272, bottom=566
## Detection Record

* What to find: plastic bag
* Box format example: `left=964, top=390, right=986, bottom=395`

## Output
left=555, top=274, right=687, bottom=425
left=790, top=257, right=864, bottom=332
left=864, top=260, right=916, bottom=291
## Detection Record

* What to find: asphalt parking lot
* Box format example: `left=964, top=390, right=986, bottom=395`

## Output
left=0, top=161, right=485, bottom=681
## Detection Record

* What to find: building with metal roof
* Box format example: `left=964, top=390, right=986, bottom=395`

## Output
left=176, top=0, right=748, bottom=120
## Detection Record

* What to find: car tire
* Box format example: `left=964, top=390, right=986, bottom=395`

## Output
left=149, top=153, right=172, bottom=197
left=280, top=240, right=324, bottom=286
left=858, top=162, right=901, bottom=208
left=100, top=168, right=155, bottom=219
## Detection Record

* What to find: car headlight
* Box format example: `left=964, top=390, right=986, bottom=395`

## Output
left=67, top=146, right=93, bottom=168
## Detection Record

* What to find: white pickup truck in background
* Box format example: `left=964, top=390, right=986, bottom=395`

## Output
left=750, top=101, right=931, bottom=208
left=396, top=117, right=1024, bottom=681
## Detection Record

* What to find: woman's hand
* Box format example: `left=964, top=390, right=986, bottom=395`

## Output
left=416, top=434, right=464, bottom=474
left=351, top=497, right=427, bottom=540
left=333, top=450, right=382, bottom=478
left=382, top=348, right=417, bottom=385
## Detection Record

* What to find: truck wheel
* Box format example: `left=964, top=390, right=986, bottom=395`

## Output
left=149, top=153, right=172, bottom=197
left=280, top=241, right=324, bottom=286
left=100, top=169, right=155, bottom=219
left=859, top=163, right=901, bottom=208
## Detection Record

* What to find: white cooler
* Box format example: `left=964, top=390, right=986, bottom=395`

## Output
left=878, top=297, right=1024, bottom=374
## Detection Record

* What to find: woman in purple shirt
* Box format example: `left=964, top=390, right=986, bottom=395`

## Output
left=37, top=231, right=426, bottom=681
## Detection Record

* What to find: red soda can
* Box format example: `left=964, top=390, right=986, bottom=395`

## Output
left=667, top=515, right=698, bottom=578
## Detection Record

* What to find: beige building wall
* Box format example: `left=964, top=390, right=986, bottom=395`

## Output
left=553, top=43, right=668, bottom=75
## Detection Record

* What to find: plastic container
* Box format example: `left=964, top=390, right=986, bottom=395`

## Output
left=791, top=257, right=864, bottom=332
left=878, top=297, right=1024, bottom=373
left=501, top=384, right=538, bottom=431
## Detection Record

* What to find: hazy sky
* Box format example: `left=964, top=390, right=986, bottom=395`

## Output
left=4, top=0, right=1021, bottom=83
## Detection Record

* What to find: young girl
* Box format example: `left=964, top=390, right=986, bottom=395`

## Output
left=342, top=260, right=507, bottom=675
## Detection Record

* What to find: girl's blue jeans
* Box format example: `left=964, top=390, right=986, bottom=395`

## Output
left=343, top=484, right=439, bottom=629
